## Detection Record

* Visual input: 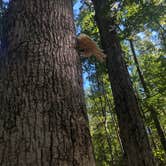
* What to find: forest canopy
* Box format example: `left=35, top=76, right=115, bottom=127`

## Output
left=0, top=0, right=166, bottom=166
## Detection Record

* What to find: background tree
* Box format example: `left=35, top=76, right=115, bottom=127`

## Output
left=92, top=0, right=156, bottom=165
left=76, top=0, right=165, bottom=165
left=129, top=39, right=166, bottom=152
left=0, top=0, right=95, bottom=165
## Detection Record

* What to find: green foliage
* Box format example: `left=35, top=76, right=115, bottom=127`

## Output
left=86, top=74, right=124, bottom=166
left=1, top=0, right=165, bottom=165
left=76, top=0, right=166, bottom=165
left=132, top=35, right=166, bottom=111
left=153, top=149, right=166, bottom=165
left=117, top=1, right=166, bottom=38
left=76, top=4, right=98, bottom=36
left=129, top=35, right=166, bottom=162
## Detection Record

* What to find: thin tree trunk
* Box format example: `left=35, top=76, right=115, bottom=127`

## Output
left=129, top=39, right=166, bottom=152
left=101, top=79, right=125, bottom=155
left=92, top=0, right=156, bottom=165
left=0, top=0, right=95, bottom=166
left=134, top=89, right=158, bottom=150
left=98, top=95, right=115, bottom=165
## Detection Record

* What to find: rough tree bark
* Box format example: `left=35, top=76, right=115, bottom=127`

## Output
left=0, top=0, right=95, bottom=166
left=129, top=39, right=166, bottom=152
left=92, top=0, right=157, bottom=165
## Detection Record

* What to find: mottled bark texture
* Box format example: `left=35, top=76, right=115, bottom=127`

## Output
left=92, top=0, right=157, bottom=165
left=0, top=0, right=95, bottom=166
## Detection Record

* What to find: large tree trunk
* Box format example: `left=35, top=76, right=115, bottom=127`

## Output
left=129, top=39, right=166, bottom=152
left=92, top=0, right=156, bottom=165
left=0, top=0, right=95, bottom=166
